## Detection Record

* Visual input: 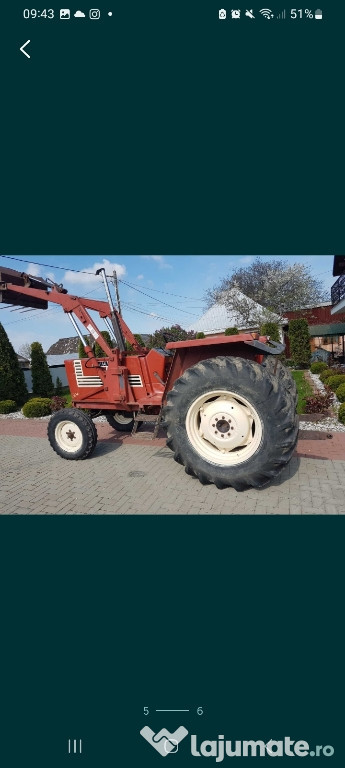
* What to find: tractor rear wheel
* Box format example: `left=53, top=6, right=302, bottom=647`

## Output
left=48, top=408, right=98, bottom=460
left=105, top=411, right=141, bottom=432
left=262, top=356, right=298, bottom=408
left=164, top=356, right=298, bottom=491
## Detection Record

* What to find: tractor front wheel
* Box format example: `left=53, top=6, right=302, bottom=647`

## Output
left=48, top=408, right=98, bottom=460
left=164, top=356, right=298, bottom=491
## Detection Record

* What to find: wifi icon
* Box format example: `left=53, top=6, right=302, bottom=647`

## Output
left=260, top=8, right=274, bottom=18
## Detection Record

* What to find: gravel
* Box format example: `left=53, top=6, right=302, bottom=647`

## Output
left=0, top=411, right=107, bottom=423
left=298, top=371, right=345, bottom=432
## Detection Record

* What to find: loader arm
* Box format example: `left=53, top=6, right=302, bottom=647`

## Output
left=0, top=268, right=145, bottom=357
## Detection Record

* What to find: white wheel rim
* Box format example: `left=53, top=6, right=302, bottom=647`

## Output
left=55, top=420, right=84, bottom=453
left=113, top=412, right=133, bottom=425
left=186, top=390, right=263, bottom=466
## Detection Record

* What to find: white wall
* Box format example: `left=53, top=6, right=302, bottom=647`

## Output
left=23, top=365, right=68, bottom=394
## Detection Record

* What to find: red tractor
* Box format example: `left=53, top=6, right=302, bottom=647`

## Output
left=0, top=266, right=298, bottom=491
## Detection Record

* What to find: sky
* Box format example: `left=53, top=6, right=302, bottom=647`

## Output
left=0, top=254, right=336, bottom=353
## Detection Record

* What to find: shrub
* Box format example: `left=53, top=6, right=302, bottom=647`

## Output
left=224, top=327, right=239, bottom=336
left=338, top=403, right=345, bottom=425
left=260, top=322, right=280, bottom=343
left=304, top=392, right=334, bottom=413
left=22, top=398, right=52, bottom=418
left=319, top=368, right=334, bottom=382
left=0, top=399, right=17, bottom=414
left=335, top=383, right=345, bottom=403
left=30, top=342, right=54, bottom=397
left=310, top=361, right=328, bottom=374
left=196, top=332, right=206, bottom=339
left=288, top=318, right=311, bottom=368
left=55, top=376, right=64, bottom=396
left=326, top=374, right=345, bottom=392
left=50, top=395, right=67, bottom=412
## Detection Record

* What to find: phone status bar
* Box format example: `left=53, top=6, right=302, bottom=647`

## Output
left=218, top=8, right=323, bottom=20
left=22, top=9, right=113, bottom=20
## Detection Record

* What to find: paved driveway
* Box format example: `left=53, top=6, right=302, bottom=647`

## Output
left=1, top=421, right=345, bottom=514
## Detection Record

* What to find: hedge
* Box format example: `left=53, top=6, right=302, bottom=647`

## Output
left=326, top=375, right=345, bottom=392
left=0, top=399, right=17, bottom=414
left=338, top=403, right=345, bottom=425
left=310, top=362, right=328, bottom=374
left=335, top=383, right=345, bottom=403
left=22, top=398, right=52, bottom=418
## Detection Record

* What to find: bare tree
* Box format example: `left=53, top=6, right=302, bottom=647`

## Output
left=205, top=258, right=328, bottom=325
left=17, top=342, right=32, bottom=360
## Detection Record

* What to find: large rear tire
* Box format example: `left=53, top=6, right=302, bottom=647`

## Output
left=48, top=408, right=98, bottom=460
left=262, top=357, right=298, bottom=408
left=164, top=356, right=299, bottom=491
left=105, top=411, right=141, bottom=432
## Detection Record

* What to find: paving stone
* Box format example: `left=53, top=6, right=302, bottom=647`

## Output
left=1, top=434, right=345, bottom=515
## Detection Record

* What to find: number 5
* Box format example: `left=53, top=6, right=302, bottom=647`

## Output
left=144, top=706, right=149, bottom=716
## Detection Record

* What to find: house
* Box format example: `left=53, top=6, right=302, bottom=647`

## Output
left=46, top=332, right=151, bottom=355
left=188, top=290, right=283, bottom=338
left=46, top=336, right=80, bottom=355
left=331, top=255, right=345, bottom=315
left=16, top=354, right=30, bottom=369
left=284, top=296, right=345, bottom=362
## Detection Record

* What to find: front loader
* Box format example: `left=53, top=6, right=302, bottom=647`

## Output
left=0, top=266, right=298, bottom=491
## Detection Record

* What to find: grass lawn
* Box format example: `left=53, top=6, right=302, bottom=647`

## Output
left=291, top=370, right=313, bottom=414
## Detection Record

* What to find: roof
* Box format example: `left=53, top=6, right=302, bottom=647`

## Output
left=46, top=336, right=79, bottom=354
left=188, top=290, right=281, bottom=335
left=46, top=353, right=78, bottom=366
left=308, top=323, right=345, bottom=337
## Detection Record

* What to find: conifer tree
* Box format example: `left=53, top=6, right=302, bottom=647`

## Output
left=289, top=318, right=311, bottom=368
left=30, top=342, right=54, bottom=397
left=0, top=322, right=28, bottom=406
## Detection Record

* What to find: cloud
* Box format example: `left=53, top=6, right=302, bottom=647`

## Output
left=26, top=262, right=41, bottom=277
left=74, top=10, right=85, bottom=16
left=142, top=255, right=172, bottom=270
left=239, top=256, right=255, bottom=265
left=137, top=274, right=144, bottom=280
left=64, top=259, right=126, bottom=287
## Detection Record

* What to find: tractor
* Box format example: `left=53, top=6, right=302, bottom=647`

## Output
left=0, top=266, right=298, bottom=491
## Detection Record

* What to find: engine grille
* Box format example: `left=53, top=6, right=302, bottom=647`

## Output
left=128, top=375, right=143, bottom=387
left=74, top=360, right=103, bottom=388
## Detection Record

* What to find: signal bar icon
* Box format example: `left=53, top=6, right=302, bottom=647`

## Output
left=276, top=9, right=286, bottom=19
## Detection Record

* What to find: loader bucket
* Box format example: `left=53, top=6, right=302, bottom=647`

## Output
left=0, top=266, right=48, bottom=309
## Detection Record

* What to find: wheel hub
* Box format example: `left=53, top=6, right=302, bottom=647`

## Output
left=200, top=397, right=253, bottom=452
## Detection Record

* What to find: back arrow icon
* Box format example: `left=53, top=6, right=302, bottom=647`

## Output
left=20, top=40, right=31, bottom=58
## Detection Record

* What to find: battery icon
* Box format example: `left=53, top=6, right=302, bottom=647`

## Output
left=315, top=9, right=322, bottom=19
